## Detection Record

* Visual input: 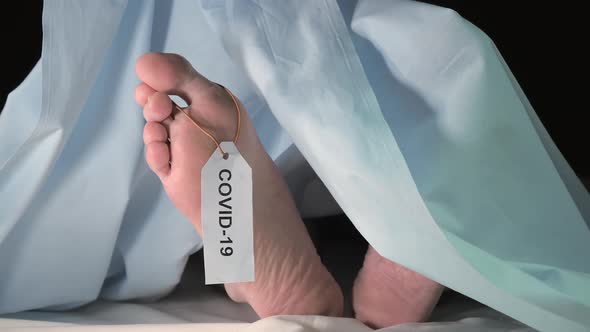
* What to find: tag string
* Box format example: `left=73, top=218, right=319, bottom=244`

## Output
left=173, top=84, right=241, bottom=159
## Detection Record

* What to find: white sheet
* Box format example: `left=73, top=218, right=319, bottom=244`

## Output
left=1, top=257, right=533, bottom=332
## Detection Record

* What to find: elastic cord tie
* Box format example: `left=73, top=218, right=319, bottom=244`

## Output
left=173, top=84, right=241, bottom=159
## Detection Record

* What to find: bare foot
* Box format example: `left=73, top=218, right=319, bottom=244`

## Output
left=134, top=52, right=343, bottom=317
left=353, top=246, right=443, bottom=328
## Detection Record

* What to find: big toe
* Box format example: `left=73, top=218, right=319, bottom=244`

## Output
left=135, top=52, right=212, bottom=102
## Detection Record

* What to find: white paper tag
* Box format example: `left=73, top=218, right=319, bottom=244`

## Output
left=202, top=141, right=254, bottom=284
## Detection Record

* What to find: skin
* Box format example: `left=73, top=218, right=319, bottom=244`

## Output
left=135, top=52, right=442, bottom=327
left=353, top=246, right=443, bottom=328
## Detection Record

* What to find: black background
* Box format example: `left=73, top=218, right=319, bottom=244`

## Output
left=0, top=1, right=587, bottom=175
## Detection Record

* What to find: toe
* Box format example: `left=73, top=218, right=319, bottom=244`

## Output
left=135, top=82, right=156, bottom=106
left=145, top=141, right=171, bottom=178
left=143, top=91, right=174, bottom=122
left=143, top=122, right=168, bottom=145
left=135, top=52, right=214, bottom=103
